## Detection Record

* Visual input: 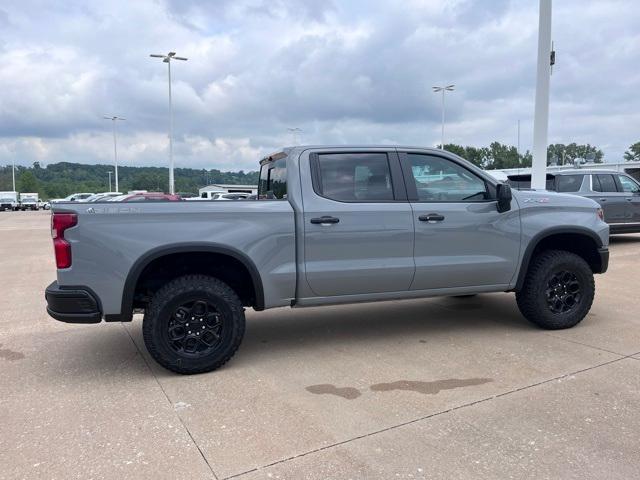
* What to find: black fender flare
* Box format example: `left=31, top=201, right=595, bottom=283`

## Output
left=514, top=226, right=604, bottom=291
left=105, top=242, right=265, bottom=322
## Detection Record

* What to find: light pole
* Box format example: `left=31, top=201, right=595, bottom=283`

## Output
left=103, top=115, right=125, bottom=193
left=12, top=157, right=16, bottom=192
left=432, top=85, right=455, bottom=149
left=150, top=51, right=188, bottom=194
left=108, top=171, right=113, bottom=192
left=531, top=0, right=553, bottom=190
left=287, top=127, right=302, bottom=145
left=517, top=119, right=521, bottom=157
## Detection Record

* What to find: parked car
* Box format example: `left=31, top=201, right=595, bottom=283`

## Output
left=50, top=193, right=95, bottom=203
left=507, top=170, right=640, bottom=234
left=0, top=191, right=19, bottom=211
left=211, top=193, right=251, bottom=200
left=84, top=192, right=123, bottom=202
left=110, top=192, right=182, bottom=202
left=19, top=193, right=39, bottom=211
left=176, top=192, right=198, bottom=199
left=46, top=146, right=609, bottom=374
left=39, top=199, right=50, bottom=210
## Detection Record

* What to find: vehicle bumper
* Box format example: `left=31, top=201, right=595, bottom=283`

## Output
left=597, top=247, right=609, bottom=274
left=45, top=281, right=102, bottom=323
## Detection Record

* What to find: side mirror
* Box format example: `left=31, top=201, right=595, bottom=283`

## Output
left=496, top=183, right=512, bottom=213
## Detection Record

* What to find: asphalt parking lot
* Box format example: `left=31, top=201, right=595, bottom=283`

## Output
left=1, top=210, right=640, bottom=479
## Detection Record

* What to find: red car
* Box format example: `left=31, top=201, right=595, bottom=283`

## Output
left=112, top=193, right=182, bottom=202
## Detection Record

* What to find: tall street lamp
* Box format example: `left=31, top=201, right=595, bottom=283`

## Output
left=287, top=127, right=302, bottom=145
left=432, top=84, right=455, bottom=149
left=103, top=115, right=125, bottom=193
left=149, top=51, right=188, bottom=194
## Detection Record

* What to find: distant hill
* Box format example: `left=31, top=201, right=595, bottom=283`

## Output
left=0, top=162, right=259, bottom=199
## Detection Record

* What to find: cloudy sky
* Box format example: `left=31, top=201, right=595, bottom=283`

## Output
left=0, top=0, right=639, bottom=171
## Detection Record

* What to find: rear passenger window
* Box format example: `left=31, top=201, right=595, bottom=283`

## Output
left=258, top=158, right=287, bottom=199
left=314, top=153, right=394, bottom=202
left=593, top=174, right=617, bottom=192
left=555, top=175, right=584, bottom=192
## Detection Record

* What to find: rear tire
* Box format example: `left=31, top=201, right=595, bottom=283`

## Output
left=516, top=250, right=594, bottom=330
left=143, top=275, right=245, bottom=374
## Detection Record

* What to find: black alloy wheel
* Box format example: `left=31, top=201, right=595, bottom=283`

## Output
left=165, top=299, right=224, bottom=357
left=545, top=270, right=582, bottom=314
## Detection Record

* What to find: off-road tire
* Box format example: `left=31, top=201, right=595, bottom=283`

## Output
left=516, top=249, right=594, bottom=330
left=143, top=275, right=245, bottom=374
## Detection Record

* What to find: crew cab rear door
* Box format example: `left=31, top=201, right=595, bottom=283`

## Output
left=300, top=149, right=415, bottom=297
left=584, top=174, right=628, bottom=224
left=398, top=149, right=521, bottom=290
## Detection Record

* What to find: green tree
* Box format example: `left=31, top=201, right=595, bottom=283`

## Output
left=18, top=170, right=40, bottom=193
left=444, top=143, right=530, bottom=169
left=624, top=142, right=640, bottom=162
left=443, top=144, right=467, bottom=158
left=485, top=142, right=520, bottom=169
left=547, top=143, right=603, bottom=165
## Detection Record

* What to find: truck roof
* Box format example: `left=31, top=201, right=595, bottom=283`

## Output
left=260, top=145, right=453, bottom=165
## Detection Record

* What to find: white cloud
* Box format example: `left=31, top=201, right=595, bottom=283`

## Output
left=0, top=0, right=639, bottom=170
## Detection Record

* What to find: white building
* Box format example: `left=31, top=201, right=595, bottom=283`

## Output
left=198, top=184, right=258, bottom=199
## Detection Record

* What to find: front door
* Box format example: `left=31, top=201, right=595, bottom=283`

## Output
left=302, top=150, right=415, bottom=297
left=399, top=151, right=521, bottom=290
left=616, top=174, right=640, bottom=224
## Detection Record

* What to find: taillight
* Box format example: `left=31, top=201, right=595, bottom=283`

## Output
left=596, top=208, right=604, bottom=221
left=51, top=213, right=77, bottom=269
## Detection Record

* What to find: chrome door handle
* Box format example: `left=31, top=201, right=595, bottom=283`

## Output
left=418, top=213, right=445, bottom=223
left=310, top=216, right=340, bottom=225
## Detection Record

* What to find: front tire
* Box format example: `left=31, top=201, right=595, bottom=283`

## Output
left=516, top=250, right=595, bottom=330
left=143, top=275, right=245, bottom=374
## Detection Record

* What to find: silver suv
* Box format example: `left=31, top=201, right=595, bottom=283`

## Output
left=508, top=169, right=640, bottom=234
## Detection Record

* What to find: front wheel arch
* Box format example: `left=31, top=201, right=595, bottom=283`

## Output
left=514, top=228, right=604, bottom=292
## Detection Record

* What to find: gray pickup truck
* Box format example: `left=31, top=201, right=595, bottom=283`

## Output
left=46, top=146, right=609, bottom=374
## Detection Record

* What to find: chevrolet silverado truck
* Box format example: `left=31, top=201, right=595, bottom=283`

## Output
left=45, top=146, right=609, bottom=374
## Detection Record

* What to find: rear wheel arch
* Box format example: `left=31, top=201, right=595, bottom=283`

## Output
left=515, top=228, right=604, bottom=291
left=108, top=243, right=265, bottom=322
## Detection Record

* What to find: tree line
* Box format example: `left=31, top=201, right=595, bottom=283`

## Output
left=441, top=142, right=604, bottom=170
left=2, top=140, right=635, bottom=198
left=0, top=162, right=259, bottom=199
